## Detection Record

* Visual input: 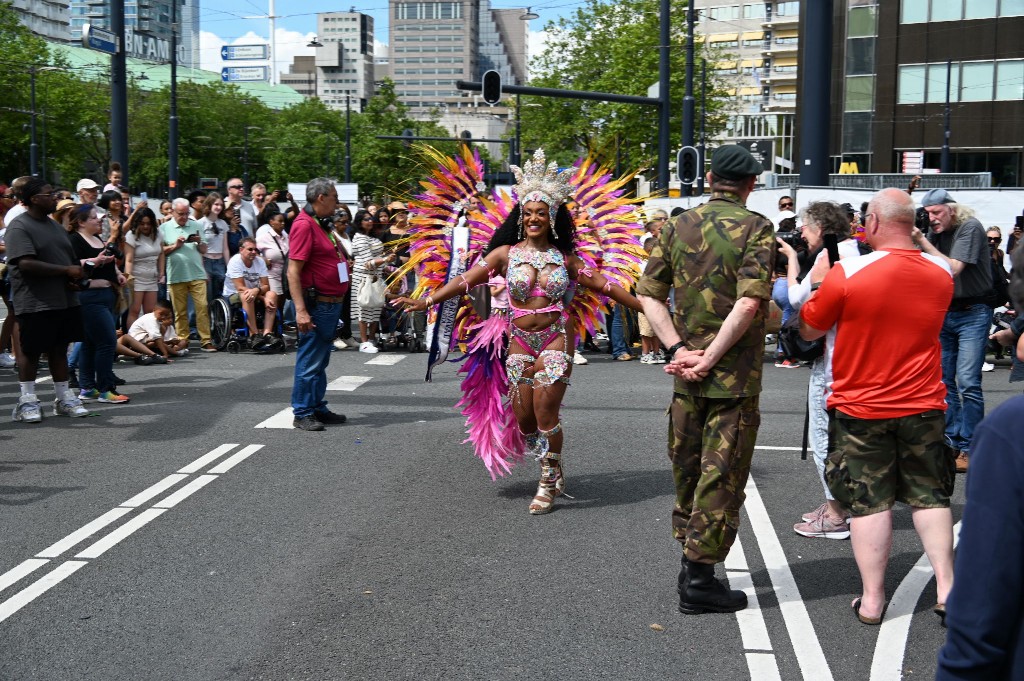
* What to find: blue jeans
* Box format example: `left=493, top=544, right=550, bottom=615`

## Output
left=291, top=302, right=342, bottom=418
left=68, top=341, right=81, bottom=370
left=204, top=258, right=227, bottom=302
left=772, top=278, right=795, bottom=359
left=78, top=288, right=117, bottom=393
left=940, top=304, right=992, bottom=452
left=610, top=305, right=629, bottom=358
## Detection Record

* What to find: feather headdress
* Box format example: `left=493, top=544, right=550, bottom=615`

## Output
left=510, top=148, right=574, bottom=210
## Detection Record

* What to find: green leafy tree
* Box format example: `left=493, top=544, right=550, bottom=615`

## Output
left=521, top=0, right=730, bottom=179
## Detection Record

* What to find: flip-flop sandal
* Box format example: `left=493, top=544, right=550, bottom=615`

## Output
left=852, top=597, right=887, bottom=625
left=934, top=603, right=946, bottom=627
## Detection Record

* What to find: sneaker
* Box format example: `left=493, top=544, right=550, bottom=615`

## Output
left=313, top=410, right=347, bottom=425
left=572, top=353, right=588, bottom=365
left=151, top=355, right=169, bottom=364
left=200, top=344, right=218, bottom=353
left=0, top=351, right=15, bottom=368
left=98, top=390, right=130, bottom=404
left=113, top=373, right=127, bottom=386
left=293, top=415, right=325, bottom=431
left=79, top=389, right=101, bottom=402
left=615, top=353, right=632, bottom=361
left=654, top=351, right=667, bottom=364
left=794, top=512, right=851, bottom=540
left=595, top=332, right=609, bottom=341
left=982, top=362, right=995, bottom=372
left=174, top=348, right=190, bottom=357
left=134, top=355, right=154, bottom=366
left=54, top=395, right=90, bottom=417
left=333, top=338, right=352, bottom=351
left=359, top=342, right=379, bottom=354
left=12, top=394, right=42, bottom=423
left=801, top=502, right=829, bottom=523
left=777, top=359, right=800, bottom=369
left=640, top=353, right=653, bottom=364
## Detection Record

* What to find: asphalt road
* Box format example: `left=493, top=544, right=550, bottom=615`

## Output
left=0, top=343, right=1016, bottom=681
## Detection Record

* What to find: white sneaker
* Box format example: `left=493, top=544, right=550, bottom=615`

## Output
left=12, top=394, right=43, bottom=423
left=359, top=342, right=379, bottom=354
left=640, top=353, right=653, bottom=364
left=654, top=350, right=667, bottom=364
left=572, top=353, right=588, bottom=365
left=333, top=339, right=351, bottom=351
left=54, top=395, right=90, bottom=417
left=982, top=362, right=995, bottom=372
left=595, top=332, right=609, bottom=341
left=174, top=348, right=190, bottom=357
left=0, top=352, right=15, bottom=368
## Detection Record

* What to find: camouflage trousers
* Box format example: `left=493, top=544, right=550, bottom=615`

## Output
left=825, top=408, right=954, bottom=517
left=668, top=393, right=760, bottom=564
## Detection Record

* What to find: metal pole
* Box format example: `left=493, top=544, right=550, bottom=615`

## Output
left=243, top=126, right=250, bottom=188
left=111, top=0, right=129, bottom=187
left=41, top=107, right=48, bottom=182
left=29, top=67, right=38, bottom=177
left=169, top=0, right=179, bottom=199
left=514, top=92, right=522, bottom=167
left=682, top=2, right=696, bottom=195
left=345, top=95, right=352, bottom=182
left=697, top=61, right=706, bottom=195
left=269, top=0, right=277, bottom=85
left=656, top=0, right=670, bottom=190
left=940, top=59, right=952, bottom=173
left=798, top=0, right=833, bottom=186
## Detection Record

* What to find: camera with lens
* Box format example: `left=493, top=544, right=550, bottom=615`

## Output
left=775, top=230, right=806, bottom=275
left=102, top=242, right=123, bottom=259
left=915, top=207, right=930, bottom=234
left=74, top=259, right=96, bottom=290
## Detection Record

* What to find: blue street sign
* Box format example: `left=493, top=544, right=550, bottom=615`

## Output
left=82, top=23, right=119, bottom=56
left=221, top=66, right=270, bottom=83
left=220, top=44, right=270, bottom=61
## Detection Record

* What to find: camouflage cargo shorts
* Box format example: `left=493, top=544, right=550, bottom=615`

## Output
left=825, top=408, right=955, bottom=517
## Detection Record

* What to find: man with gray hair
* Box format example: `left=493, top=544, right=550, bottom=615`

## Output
left=162, top=197, right=215, bottom=351
left=287, top=178, right=350, bottom=431
left=912, top=188, right=992, bottom=473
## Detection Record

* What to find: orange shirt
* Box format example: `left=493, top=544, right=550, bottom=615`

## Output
left=800, top=249, right=953, bottom=419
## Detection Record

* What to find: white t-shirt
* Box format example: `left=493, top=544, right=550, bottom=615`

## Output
left=199, top=217, right=228, bottom=256
left=223, top=253, right=268, bottom=296
left=4, top=204, right=27, bottom=227
left=128, top=312, right=178, bottom=343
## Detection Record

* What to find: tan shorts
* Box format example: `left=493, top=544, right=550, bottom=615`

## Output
left=638, top=312, right=654, bottom=338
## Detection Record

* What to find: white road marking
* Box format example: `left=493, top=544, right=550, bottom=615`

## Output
left=755, top=446, right=803, bottom=451
left=152, top=475, right=218, bottom=509
left=746, top=653, right=783, bottom=681
left=254, top=407, right=295, bottom=429
left=744, top=475, right=834, bottom=681
left=327, top=375, right=373, bottom=391
left=74, top=508, right=168, bottom=559
left=120, top=474, right=189, bottom=508
left=0, top=561, right=88, bottom=624
left=364, top=355, right=405, bottom=366
left=35, top=376, right=53, bottom=385
left=0, top=559, right=49, bottom=593
left=727, top=539, right=773, bottom=653
left=869, top=522, right=962, bottom=681
left=35, top=507, right=134, bottom=559
left=177, top=443, right=241, bottom=474
left=208, top=445, right=263, bottom=474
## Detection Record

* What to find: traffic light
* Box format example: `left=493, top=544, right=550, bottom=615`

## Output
left=677, top=146, right=699, bottom=185
left=460, top=130, right=472, bottom=146
left=401, top=128, right=414, bottom=149
left=481, top=70, right=502, bottom=105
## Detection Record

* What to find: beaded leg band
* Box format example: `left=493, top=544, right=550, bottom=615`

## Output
left=529, top=454, right=566, bottom=515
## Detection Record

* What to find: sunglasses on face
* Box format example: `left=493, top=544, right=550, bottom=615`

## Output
left=780, top=202, right=794, bottom=209
left=988, top=237, right=1001, bottom=243
left=228, top=185, right=244, bottom=190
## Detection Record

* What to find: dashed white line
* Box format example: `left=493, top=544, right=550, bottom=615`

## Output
left=208, top=444, right=263, bottom=474
left=254, top=407, right=295, bottom=429
left=364, top=355, right=406, bottom=366
left=746, top=653, right=783, bottom=681
left=35, top=507, right=135, bottom=559
left=120, top=474, right=189, bottom=508
left=0, top=561, right=88, bottom=624
left=177, top=443, right=241, bottom=474
left=74, top=508, right=168, bottom=559
left=152, top=475, right=219, bottom=510
left=727, top=539, right=773, bottom=652
left=326, top=375, right=373, bottom=391
left=0, top=560, right=49, bottom=593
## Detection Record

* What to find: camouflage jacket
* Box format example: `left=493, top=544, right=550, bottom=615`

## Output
left=636, top=192, right=775, bottom=398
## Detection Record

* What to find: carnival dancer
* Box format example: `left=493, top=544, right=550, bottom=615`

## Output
left=397, top=149, right=647, bottom=514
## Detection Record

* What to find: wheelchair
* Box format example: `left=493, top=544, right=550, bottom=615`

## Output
left=209, top=294, right=286, bottom=354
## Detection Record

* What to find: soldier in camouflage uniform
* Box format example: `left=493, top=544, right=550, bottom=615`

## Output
left=637, top=145, right=774, bottom=615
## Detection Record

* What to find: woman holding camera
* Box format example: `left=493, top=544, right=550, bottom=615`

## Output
left=68, top=205, right=129, bottom=404
left=123, top=206, right=165, bottom=329
left=776, top=201, right=861, bottom=539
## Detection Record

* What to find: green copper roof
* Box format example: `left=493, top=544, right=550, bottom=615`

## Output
left=48, top=43, right=304, bottom=110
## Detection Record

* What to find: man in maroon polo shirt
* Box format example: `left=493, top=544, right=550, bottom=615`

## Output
left=287, top=178, right=350, bottom=431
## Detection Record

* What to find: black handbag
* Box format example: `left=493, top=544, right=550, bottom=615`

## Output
left=778, top=314, right=824, bottom=362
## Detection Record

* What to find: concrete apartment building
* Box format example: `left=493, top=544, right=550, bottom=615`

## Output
left=10, top=0, right=71, bottom=43
left=697, top=0, right=800, bottom=173
left=814, top=0, right=1023, bottom=185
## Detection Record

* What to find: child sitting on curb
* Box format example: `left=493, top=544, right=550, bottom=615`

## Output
left=117, top=299, right=188, bottom=365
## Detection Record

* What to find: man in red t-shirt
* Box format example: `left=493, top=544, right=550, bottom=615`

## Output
left=800, top=188, right=956, bottom=626
left=287, top=178, right=350, bottom=432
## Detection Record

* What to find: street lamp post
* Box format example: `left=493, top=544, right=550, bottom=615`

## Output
left=243, top=125, right=260, bottom=187
left=29, top=66, right=39, bottom=177
left=169, top=0, right=179, bottom=199
left=345, top=94, right=352, bottom=183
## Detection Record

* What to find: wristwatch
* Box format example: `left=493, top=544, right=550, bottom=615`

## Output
left=666, top=341, right=687, bottom=357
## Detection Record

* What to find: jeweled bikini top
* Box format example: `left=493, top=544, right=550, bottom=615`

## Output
left=506, top=244, right=570, bottom=309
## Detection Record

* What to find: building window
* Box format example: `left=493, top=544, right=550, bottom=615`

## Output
left=897, top=64, right=926, bottom=103
left=926, top=62, right=957, bottom=103
left=847, top=6, right=877, bottom=37
left=930, top=0, right=962, bottom=21
left=743, top=3, right=766, bottom=19
left=996, top=60, right=1024, bottom=100
left=709, top=6, right=740, bottom=20
left=845, top=37, right=875, bottom=75
left=776, top=2, right=799, bottom=16
left=960, top=61, right=994, bottom=101
left=844, top=75, right=874, bottom=111
left=842, top=112, right=873, bottom=153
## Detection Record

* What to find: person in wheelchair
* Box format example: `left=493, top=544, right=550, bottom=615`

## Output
left=223, top=237, right=279, bottom=348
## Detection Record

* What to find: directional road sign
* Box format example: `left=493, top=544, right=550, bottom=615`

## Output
left=82, top=23, right=119, bottom=55
left=221, top=66, right=270, bottom=83
left=221, top=44, right=270, bottom=61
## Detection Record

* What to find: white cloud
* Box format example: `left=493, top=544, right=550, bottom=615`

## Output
left=199, top=28, right=318, bottom=83
left=374, top=39, right=388, bottom=60
left=527, top=29, right=549, bottom=79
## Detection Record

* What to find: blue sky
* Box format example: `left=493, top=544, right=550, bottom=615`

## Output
left=197, top=0, right=579, bottom=80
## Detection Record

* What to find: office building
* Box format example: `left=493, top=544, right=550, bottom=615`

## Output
left=697, top=1, right=801, bottom=173
left=10, top=0, right=71, bottom=43
left=281, top=56, right=318, bottom=99
left=309, top=11, right=375, bottom=112
left=815, top=1, right=1023, bottom=185
left=69, top=0, right=200, bottom=69
left=388, top=0, right=528, bottom=112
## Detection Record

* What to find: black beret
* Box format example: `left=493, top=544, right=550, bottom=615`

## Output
left=710, top=145, right=763, bottom=180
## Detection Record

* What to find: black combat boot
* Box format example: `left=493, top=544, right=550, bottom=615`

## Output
left=677, top=555, right=689, bottom=595
left=678, top=561, right=747, bottom=615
